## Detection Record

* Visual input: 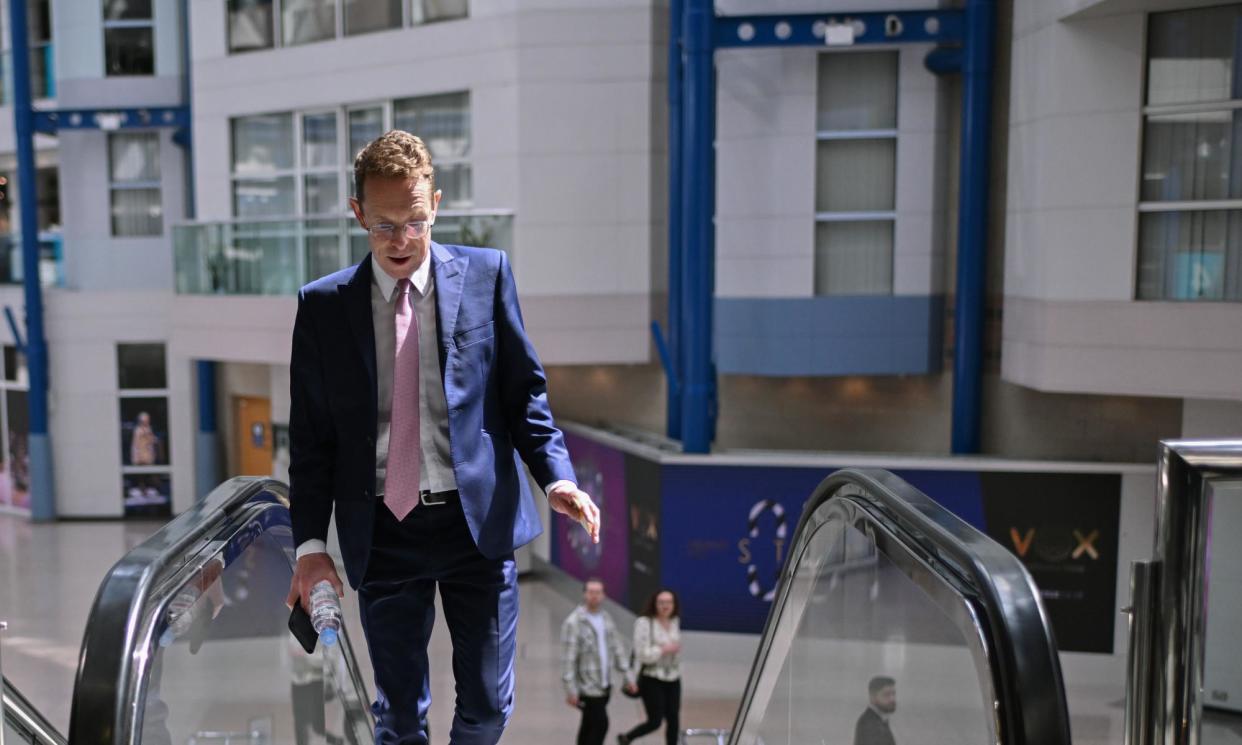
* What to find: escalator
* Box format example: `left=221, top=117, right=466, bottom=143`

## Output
left=4, top=470, right=1072, bottom=744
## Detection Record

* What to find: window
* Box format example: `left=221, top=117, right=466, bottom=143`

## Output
left=283, top=0, right=335, bottom=46
left=109, top=133, right=163, bottom=236
left=231, top=92, right=472, bottom=218
left=412, top=0, right=467, bottom=25
left=232, top=113, right=296, bottom=217
left=117, top=343, right=171, bottom=518
left=394, top=92, right=471, bottom=206
left=813, top=52, right=898, bottom=296
left=228, top=0, right=275, bottom=53
left=1138, top=6, right=1242, bottom=301
left=225, top=0, right=466, bottom=53
left=103, top=0, right=155, bottom=76
left=0, top=345, right=30, bottom=512
left=346, top=0, right=402, bottom=35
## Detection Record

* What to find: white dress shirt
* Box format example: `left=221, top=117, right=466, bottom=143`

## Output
left=296, top=253, right=575, bottom=559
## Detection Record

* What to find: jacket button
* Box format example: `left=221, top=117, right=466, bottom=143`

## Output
left=363, top=489, right=371, bottom=498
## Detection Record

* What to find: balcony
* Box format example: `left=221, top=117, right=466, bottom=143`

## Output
left=172, top=212, right=513, bottom=295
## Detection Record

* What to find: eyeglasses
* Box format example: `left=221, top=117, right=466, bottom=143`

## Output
left=365, top=220, right=433, bottom=240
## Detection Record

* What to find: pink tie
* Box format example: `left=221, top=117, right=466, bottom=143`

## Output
left=385, top=278, right=421, bottom=521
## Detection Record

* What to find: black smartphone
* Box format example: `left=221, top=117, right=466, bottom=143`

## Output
left=288, top=600, right=318, bottom=654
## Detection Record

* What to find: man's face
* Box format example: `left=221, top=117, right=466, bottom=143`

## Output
left=583, top=581, right=605, bottom=612
left=350, top=175, right=440, bottom=280
left=872, top=685, right=896, bottom=714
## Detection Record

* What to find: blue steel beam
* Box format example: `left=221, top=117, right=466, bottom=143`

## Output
left=33, top=106, right=191, bottom=135
left=680, top=0, right=716, bottom=454
left=8, top=0, right=55, bottom=521
left=950, top=0, right=996, bottom=454
left=667, top=0, right=684, bottom=440
left=716, top=10, right=963, bottom=49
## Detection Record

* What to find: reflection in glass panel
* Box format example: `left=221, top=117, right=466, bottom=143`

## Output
left=233, top=114, right=295, bottom=174
left=736, top=518, right=993, bottom=745
left=111, top=188, right=163, bottom=236
left=1142, top=111, right=1237, bottom=202
left=816, top=139, right=896, bottom=213
left=412, top=0, right=468, bottom=24
left=109, top=133, right=161, bottom=183
left=145, top=530, right=371, bottom=745
left=306, top=232, right=344, bottom=279
left=1147, top=6, right=1242, bottom=107
left=814, top=221, right=893, bottom=296
left=302, top=112, right=339, bottom=168
left=393, top=92, right=471, bottom=160
left=233, top=177, right=296, bottom=218
left=305, top=174, right=341, bottom=214
left=229, top=0, right=274, bottom=52
left=105, top=27, right=154, bottom=76
left=283, top=0, right=336, bottom=46
left=817, top=51, right=898, bottom=131
left=1138, top=210, right=1242, bottom=301
left=346, top=0, right=402, bottom=35
left=349, top=108, right=386, bottom=194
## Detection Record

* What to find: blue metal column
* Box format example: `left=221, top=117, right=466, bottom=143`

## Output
left=9, top=0, right=55, bottom=520
left=195, top=361, right=219, bottom=501
left=666, top=0, right=684, bottom=440
left=680, top=0, right=715, bottom=453
left=949, top=0, right=996, bottom=454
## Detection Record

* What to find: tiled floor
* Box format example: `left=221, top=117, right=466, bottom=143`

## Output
left=2, top=512, right=1241, bottom=744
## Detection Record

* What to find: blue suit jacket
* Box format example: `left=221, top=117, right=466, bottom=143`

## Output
left=288, top=242, right=576, bottom=588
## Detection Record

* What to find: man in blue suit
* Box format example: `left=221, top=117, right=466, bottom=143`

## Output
left=285, top=130, right=601, bottom=744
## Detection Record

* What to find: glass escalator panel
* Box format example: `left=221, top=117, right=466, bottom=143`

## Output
left=69, top=478, right=373, bottom=745
left=730, top=470, right=1071, bottom=745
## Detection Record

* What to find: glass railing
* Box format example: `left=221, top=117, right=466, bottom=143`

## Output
left=67, top=477, right=372, bottom=744
left=729, top=468, right=1071, bottom=745
left=3, top=676, right=67, bottom=745
left=0, top=234, right=63, bottom=288
left=173, top=212, right=513, bottom=295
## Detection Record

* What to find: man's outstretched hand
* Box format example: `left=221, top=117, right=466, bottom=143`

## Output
left=285, top=552, right=345, bottom=612
left=548, top=482, right=600, bottom=543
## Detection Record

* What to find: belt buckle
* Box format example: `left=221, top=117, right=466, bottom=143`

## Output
left=420, top=490, right=447, bottom=507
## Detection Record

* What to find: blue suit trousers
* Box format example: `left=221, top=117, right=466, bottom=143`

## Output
left=358, top=498, right=518, bottom=745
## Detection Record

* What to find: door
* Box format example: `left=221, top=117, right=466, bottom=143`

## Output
left=234, top=396, right=272, bottom=477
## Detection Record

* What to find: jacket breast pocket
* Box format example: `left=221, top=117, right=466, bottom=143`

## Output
left=454, top=321, right=494, bottom=350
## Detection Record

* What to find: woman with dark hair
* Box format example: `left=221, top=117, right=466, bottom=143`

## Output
left=618, top=589, right=681, bottom=745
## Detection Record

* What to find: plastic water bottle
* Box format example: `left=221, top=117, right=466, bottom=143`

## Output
left=309, top=580, right=342, bottom=646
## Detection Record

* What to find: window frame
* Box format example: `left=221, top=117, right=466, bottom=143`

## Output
left=102, top=1, right=155, bottom=77
left=813, top=49, right=900, bottom=297
left=1135, top=7, right=1242, bottom=302
left=107, top=131, right=164, bottom=237
left=225, top=0, right=468, bottom=55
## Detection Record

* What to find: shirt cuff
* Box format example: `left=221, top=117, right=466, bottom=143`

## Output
left=295, top=539, right=329, bottom=559
left=544, top=480, right=577, bottom=498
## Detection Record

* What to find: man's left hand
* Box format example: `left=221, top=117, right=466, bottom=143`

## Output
left=548, top=482, right=600, bottom=543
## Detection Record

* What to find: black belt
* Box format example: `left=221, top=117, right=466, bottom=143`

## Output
left=376, top=488, right=458, bottom=506
left=419, top=489, right=458, bottom=506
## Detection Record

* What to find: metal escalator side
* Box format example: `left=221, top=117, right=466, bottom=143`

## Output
left=728, top=468, right=1071, bottom=745
left=3, top=676, right=67, bottom=745
left=68, top=477, right=373, bottom=745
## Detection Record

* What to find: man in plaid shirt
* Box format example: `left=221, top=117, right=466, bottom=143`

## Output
left=561, top=577, right=636, bottom=745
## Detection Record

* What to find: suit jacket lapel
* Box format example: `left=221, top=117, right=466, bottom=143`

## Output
left=432, top=242, right=468, bottom=355
left=340, top=257, right=377, bottom=417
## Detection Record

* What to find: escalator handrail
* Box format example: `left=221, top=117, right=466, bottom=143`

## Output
left=68, top=477, right=288, bottom=744
left=3, top=676, right=68, bottom=745
left=729, top=467, right=1071, bottom=745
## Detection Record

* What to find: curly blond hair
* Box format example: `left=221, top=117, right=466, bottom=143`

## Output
left=353, top=130, right=435, bottom=203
